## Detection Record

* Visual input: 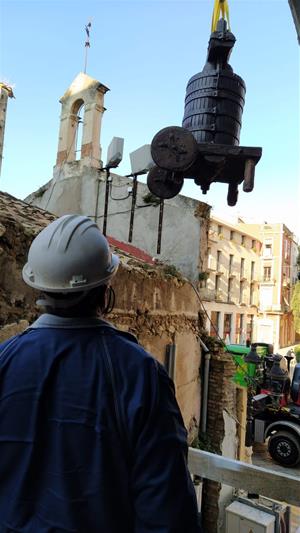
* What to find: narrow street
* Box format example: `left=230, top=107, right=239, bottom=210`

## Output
left=253, top=442, right=300, bottom=532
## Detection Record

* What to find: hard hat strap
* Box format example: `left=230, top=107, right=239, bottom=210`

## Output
left=36, top=291, right=90, bottom=309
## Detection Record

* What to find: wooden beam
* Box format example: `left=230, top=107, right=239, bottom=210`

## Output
left=188, top=448, right=300, bottom=507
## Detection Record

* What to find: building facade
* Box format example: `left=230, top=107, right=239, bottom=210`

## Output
left=201, top=216, right=261, bottom=345
left=237, top=222, right=297, bottom=350
left=201, top=217, right=298, bottom=350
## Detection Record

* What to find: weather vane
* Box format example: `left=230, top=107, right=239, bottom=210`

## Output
left=84, top=21, right=92, bottom=74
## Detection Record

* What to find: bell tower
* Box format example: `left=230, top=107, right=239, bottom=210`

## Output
left=26, top=72, right=110, bottom=217
left=56, top=72, right=109, bottom=168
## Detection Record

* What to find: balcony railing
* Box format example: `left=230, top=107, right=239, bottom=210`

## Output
left=260, top=277, right=276, bottom=284
left=188, top=448, right=299, bottom=507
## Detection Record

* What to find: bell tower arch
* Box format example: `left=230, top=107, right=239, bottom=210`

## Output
left=56, top=72, right=109, bottom=168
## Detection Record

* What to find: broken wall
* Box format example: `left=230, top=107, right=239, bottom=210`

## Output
left=201, top=344, right=240, bottom=533
left=26, top=170, right=211, bottom=281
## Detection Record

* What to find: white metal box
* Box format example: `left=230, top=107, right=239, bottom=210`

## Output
left=226, top=501, right=275, bottom=533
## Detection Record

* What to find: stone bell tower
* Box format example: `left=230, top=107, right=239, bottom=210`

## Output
left=56, top=72, right=109, bottom=167
left=26, top=72, right=109, bottom=216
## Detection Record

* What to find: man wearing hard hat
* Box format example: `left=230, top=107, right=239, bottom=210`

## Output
left=0, top=215, right=201, bottom=532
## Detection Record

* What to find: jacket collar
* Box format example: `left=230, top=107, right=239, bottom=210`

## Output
left=30, top=313, right=115, bottom=330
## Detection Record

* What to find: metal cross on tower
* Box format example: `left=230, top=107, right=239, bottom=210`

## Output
left=84, top=21, right=92, bottom=74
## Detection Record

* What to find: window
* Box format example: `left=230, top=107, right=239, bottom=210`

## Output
left=229, top=254, right=234, bottom=275
left=263, top=266, right=271, bottom=281
left=241, top=235, right=245, bottom=246
left=207, top=247, right=213, bottom=270
left=217, top=225, right=223, bottom=235
left=210, top=311, right=220, bottom=337
left=264, top=241, right=272, bottom=257
left=251, top=239, right=256, bottom=249
left=227, top=278, right=233, bottom=302
left=284, top=238, right=291, bottom=260
left=71, top=98, right=85, bottom=161
left=260, top=286, right=273, bottom=310
left=217, top=250, right=221, bottom=271
left=240, top=258, right=245, bottom=278
left=250, top=283, right=254, bottom=305
left=239, top=281, right=244, bottom=303
left=236, top=314, right=244, bottom=343
left=224, top=314, right=232, bottom=342
left=230, top=230, right=235, bottom=240
left=251, top=261, right=255, bottom=280
left=246, top=315, right=254, bottom=343
left=215, top=274, right=221, bottom=291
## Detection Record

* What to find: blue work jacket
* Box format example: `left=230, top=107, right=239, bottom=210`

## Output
left=0, top=314, right=201, bottom=532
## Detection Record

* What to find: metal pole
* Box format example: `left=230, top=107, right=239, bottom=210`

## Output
left=200, top=352, right=211, bottom=433
left=102, top=168, right=110, bottom=236
left=94, top=174, right=101, bottom=223
left=165, top=344, right=176, bottom=381
left=84, top=46, right=89, bottom=74
left=128, top=174, right=138, bottom=242
left=157, top=199, right=164, bottom=254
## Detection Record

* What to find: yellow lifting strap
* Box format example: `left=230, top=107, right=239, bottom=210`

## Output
left=211, top=0, right=231, bottom=32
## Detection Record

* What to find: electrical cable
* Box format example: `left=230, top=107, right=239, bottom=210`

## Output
left=109, top=181, right=130, bottom=201
left=189, top=281, right=227, bottom=348
left=86, top=203, right=158, bottom=220
left=110, top=181, right=131, bottom=188
left=189, top=281, right=260, bottom=389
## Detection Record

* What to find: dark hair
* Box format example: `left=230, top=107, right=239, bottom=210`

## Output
left=41, top=285, right=109, bottom=318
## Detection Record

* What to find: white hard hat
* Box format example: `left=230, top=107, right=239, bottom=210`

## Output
left=22, top=215, right=119, bottom=293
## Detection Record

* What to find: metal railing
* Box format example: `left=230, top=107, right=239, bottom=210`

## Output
left=188, top=448, right=300, bottom=507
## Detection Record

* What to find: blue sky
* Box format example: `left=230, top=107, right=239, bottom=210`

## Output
left=0, top=0, right=299, bottom=237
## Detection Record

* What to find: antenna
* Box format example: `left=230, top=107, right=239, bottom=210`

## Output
left=84, top=21, right=92, bottom=74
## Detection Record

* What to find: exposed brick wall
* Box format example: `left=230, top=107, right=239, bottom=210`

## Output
left=201, top=343, right=237, bottom=533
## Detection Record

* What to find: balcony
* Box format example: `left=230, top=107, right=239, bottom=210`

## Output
left=260, top=277, right=276, bottom=284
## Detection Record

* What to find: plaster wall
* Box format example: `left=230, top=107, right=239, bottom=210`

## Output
left=26, top=169, right=210, bottom=281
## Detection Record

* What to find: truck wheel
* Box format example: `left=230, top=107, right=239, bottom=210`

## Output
left=268, top=431, right=300, bottom=467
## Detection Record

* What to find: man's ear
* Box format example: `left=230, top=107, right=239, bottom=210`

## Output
left=103, top=285, right=115, bottom=315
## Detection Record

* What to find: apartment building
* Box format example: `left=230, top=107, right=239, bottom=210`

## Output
left=201, top=216, right=261, bottom=344
left=237, top=222, right=297, bottom=349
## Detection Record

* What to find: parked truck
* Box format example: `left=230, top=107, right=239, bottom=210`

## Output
left=226, top=343, right=300, bottom=467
